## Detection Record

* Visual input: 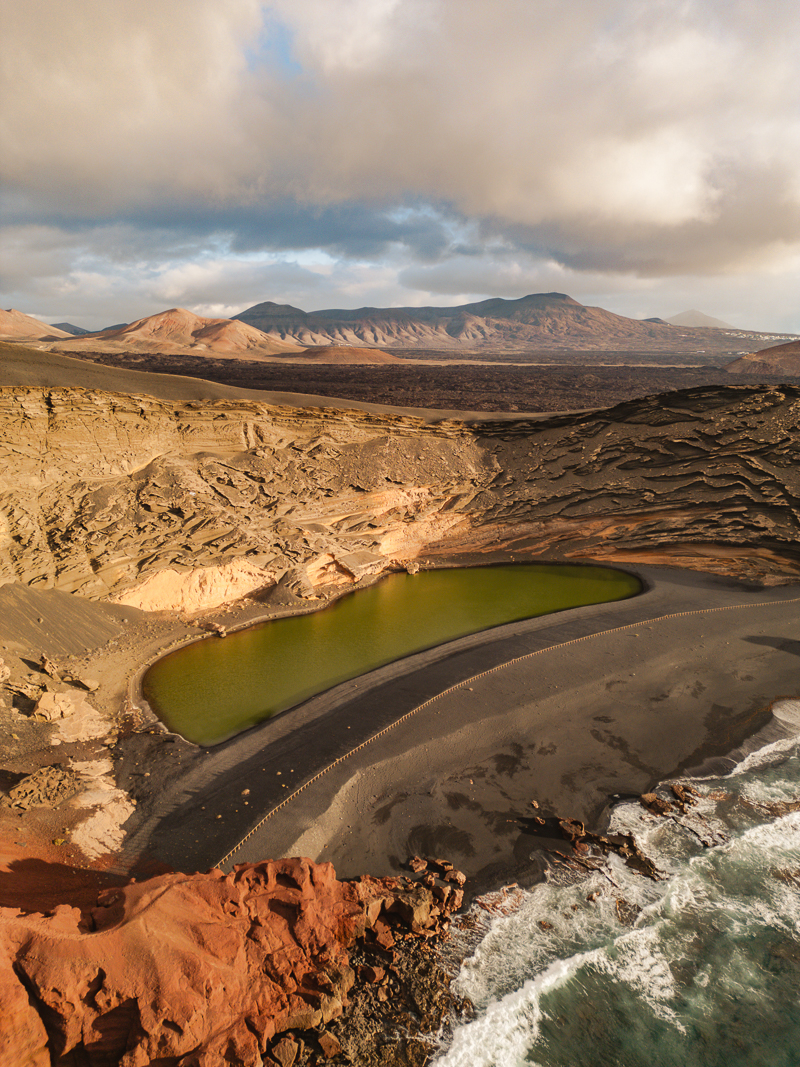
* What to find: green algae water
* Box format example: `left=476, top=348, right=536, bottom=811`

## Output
left=142, top=564, right=639, bottom=745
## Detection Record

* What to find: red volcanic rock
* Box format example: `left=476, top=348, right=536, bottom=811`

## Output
left=0, top=858, right=461, bottom=1066
left=0, top=943, right=50, bottom=1066
left=317, top=1031, right=342, bottom=1059
left=1, top=859, right=363, bottom=1065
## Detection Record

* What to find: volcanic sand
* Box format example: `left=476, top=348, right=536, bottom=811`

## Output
left=126, top=565, right=800, bottom=897
left=0, top=342, right=557, bottom=422
left=2, top=346, right=799, bottom=900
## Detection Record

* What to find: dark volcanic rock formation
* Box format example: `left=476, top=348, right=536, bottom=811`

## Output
left=0, top=858, right=460, bottom=1066
left=295, top=344, right=400, bottom=364
left=50, top=323, right=91, bottom=336
left=459, top=383, right=800, bottom=581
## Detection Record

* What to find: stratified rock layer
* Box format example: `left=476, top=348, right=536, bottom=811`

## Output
left=0, top=858, right=462, bottom=1066
left=2, top=381, right=799, bottom=607
left=460, top=384, right=800, bottom=580
left=0, top=383, right=487, bottom=602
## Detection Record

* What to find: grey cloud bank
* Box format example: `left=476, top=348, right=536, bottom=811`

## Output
left=2, top=0, right=799, bottom=332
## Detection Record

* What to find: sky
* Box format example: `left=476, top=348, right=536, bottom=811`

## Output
left=2, top=0, right=799, bottom=333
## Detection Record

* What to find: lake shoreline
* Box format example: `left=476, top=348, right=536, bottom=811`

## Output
left=122, top=564, right=800, bottom=902
left=141, top=562, right=641, bottom=746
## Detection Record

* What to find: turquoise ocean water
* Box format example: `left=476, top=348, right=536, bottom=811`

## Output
left=434, top=699, right=800, bottom=1067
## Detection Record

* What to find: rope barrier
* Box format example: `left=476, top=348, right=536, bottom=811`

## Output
left=216, top=594, right=800, bottom=868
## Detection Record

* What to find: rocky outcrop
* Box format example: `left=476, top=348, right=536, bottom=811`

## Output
left=1, top=381, right=799, bottom=605
left=1, top=755, right=136, bottom=861
left=0, top=384, right=488, bottom=602
left=112, top=557, right=285, bottom=613
left=445, top=383, right=800, bottom=581
left=0, top=858, right=463, bottom=1066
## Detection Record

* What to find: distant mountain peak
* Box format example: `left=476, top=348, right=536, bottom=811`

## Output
left=238, top=300, right=310, bottom=318
left=49, top=322, right=90, bottom=336
left=0, top=308, right=72, bottom=340
left=665, top=310, right=734, bottom=329
left=49, top=307, right=303, bottom=357
left=232, top=291, right=707, bottom=352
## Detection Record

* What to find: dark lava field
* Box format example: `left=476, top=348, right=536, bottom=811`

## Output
left=60, top=349, right=800, bottom=412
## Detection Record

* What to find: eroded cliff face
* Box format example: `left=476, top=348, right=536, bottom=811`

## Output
left=454, top=384, right=800, bottom=581
left=0, top=857, right=463, bottom=1067
left=0, top=388, right=489, bottom=608
left=1, top=382, right=799, bottom=613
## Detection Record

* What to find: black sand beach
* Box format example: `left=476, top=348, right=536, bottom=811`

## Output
left=127, top=565, right=800, bottom=897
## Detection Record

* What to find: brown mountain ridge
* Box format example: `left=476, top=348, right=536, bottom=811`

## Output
left=50, top=307, right=305, bottom=358
left=5, top=295, right=796, bottom=361
left=726, top=339, right=800, bottom=376
left=48, top=309, right=396, bottom=362
left=0, top=308, right=73, bottom=341
left=233, top=292, right=794, bottom=354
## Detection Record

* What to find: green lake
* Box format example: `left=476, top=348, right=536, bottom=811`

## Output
left=142, top=564, right=640, bottom=745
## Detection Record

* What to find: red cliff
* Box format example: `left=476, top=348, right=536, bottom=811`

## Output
left=0, top=858, right=462, bottom=1066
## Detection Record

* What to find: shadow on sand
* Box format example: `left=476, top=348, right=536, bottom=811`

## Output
left=744, top=636, right=800, bottom=658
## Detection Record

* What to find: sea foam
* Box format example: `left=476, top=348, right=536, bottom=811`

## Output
left=434, top=722, right=800, bottom=1066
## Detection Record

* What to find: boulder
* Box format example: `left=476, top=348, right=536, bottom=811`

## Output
left=317, top=1031, right=342, bottom=1060
left=429, top=857, right=453, bottom=875
left=640, top=792, right=674, bottom=816
left=271, top=1035, right=300, bottom=1066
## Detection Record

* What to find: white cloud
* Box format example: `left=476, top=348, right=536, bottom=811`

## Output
left=2, top=0, right=799, bottom=329
left=545, top=129, right=718, bottom=227
left=0, top=0, right=265, bottom=207
left=268, top=0, right=408, bottom=73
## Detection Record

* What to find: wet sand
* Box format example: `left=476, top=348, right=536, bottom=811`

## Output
left=126, top=566, right=800, bottom=897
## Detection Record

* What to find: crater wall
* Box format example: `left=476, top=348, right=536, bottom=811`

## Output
left=2, top=383, right=799, bottom=610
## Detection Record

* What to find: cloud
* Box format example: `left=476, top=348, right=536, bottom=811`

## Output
left=1, top=0, right=265, bottom=209
left=224, top=201, right=456, bottom=261
left=2, top=0, right=800, bottom=329
left=4, top=216, right=799, bottom=335
left=267, top=0, right=408, bottom=74
left=0, top=219, right=437, bottom=329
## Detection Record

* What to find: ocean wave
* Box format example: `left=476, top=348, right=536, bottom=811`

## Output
left=434, top=724, right=800, bottom=1066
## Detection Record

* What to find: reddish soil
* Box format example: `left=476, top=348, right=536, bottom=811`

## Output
left=0, top=827, right=128, bottom=915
